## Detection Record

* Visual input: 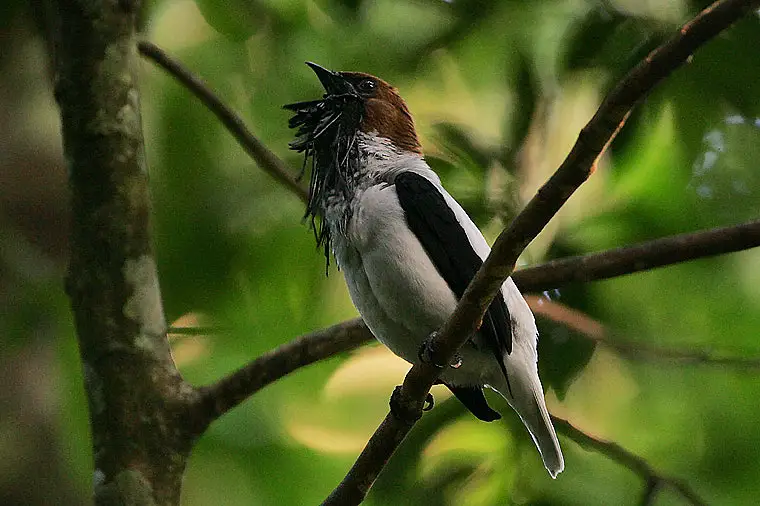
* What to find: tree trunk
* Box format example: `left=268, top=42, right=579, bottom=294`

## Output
left=53, top=1, right=202, bottom=504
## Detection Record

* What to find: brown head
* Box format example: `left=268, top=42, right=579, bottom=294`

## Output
left=305, top=63, right=422, bottom=154
left=285, top=63, right=423, bottom=265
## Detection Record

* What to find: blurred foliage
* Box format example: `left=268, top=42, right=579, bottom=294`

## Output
left=2, top=0, right=760, bottom=505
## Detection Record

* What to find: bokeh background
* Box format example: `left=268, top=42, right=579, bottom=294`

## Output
left=2, top=0, right=760, bottom=504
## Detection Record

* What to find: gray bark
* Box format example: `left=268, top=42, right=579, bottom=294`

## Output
left=54, top=1, right=202, bottom=504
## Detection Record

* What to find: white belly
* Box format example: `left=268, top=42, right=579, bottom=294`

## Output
left=333, top=184, right=450, bottom=355
left=331, top=183, right=501, bottom=386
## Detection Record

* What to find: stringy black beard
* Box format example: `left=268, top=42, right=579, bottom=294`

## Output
left=284, top=94, right=364, bottom=269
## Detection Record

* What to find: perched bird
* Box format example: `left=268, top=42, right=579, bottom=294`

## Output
left=285, top=62, right=564, bottom=477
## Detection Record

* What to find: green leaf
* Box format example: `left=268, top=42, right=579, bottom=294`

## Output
left=531, top=240, right=598, bottom=399
left=536, top=313, right=597, bottom=400
left=501, top=50, right=538, bottom=164
left=192, top=0, right=268, bottom=41
left=560, top=4, right=668, bottom=78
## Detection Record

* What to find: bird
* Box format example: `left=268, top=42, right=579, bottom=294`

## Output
left=284, top=62, right=564, bottom=478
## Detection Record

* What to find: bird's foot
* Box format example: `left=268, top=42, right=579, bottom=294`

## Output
left=417, top=333, right=441, bottom=366
left=390, top=386, right=425, bottom=423
left=418, top=332, right=463, bottom=369
left=423, top=392, right=435, bottom=411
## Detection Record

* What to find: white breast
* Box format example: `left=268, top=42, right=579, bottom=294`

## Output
left=333, top=180, right=458, bottom=361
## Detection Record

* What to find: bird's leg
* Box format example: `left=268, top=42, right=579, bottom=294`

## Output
left=418, top=331, right=463, bottom=369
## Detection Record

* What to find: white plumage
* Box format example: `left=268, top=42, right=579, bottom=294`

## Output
left=328, top=133, right=564, bottom=478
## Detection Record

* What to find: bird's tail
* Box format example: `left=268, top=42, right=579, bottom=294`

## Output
left=493, top=367, right=564, bottom=478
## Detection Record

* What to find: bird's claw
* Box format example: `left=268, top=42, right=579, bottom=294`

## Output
left=389, top=386, right=423, bottom=423
left=423, top=393, right=435, bottom=411
left=418, top=332, right=441, bottom=366
left=418, top=332, right=464, bottom=369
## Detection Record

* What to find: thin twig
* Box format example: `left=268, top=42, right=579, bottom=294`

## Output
left=588, top=332, right=760, bottom=370
left=167, top=326, right=224, bottom=336
left=322, top=2, right=760, bottom=504
left=553, top=416, right=708, bottom=506
left=513, top=220, right=760, bottom=292
left=137, top=40, right=308, bottom=202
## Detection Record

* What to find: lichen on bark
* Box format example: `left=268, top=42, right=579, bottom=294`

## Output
left=54, top=1, right=197, bottom=504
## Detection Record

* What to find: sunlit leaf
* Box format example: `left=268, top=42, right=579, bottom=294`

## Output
left=192, top=0, right=268, bottom=41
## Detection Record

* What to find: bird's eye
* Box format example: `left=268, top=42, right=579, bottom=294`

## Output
left=357, top=79, right=377, bottom=95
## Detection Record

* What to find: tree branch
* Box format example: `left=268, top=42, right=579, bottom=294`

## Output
left=192, top=318, right=372, bottom=423
left=136, top=40, right=308, bottom=203
left=512, top=220, right=760, bottom=292
left=323, top=1, right=760, bottom=504
left=553, top=416, right=708, bottom=506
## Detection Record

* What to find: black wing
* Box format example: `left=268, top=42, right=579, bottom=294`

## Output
left=394, top=171, right=514, bottom=412
left=394, top=171, right=512, bottom=355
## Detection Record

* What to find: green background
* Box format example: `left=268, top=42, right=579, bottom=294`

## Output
left=1, top=0, right=759, bottom=504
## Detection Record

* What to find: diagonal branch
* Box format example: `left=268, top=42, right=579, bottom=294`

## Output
left=137, top=40, right=308, bottom=203
left=512, top=220, right=760, bottom=292
left=553, top=416, right=708, bottom=506
left=323, top=1, right=760, bottom=504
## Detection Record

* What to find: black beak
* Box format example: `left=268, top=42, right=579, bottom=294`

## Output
left=305, top=62, right=351, bottom=95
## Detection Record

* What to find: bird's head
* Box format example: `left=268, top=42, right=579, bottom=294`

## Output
left=288, top=62, right=421, bottom=155
left=285, top=63, right=421, bottom=260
